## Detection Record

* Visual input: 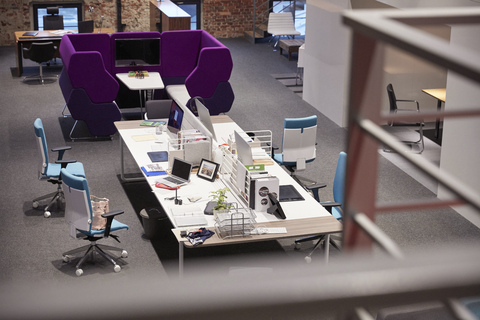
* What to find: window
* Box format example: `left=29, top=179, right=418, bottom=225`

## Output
left=33, top=3, right=83, bottom=31
left=272, top=0, right=305, bottom=35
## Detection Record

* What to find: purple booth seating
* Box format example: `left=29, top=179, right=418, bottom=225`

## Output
left=161, top=30, right=234, bottom=115
left=59, top=33, right=121, bottom=138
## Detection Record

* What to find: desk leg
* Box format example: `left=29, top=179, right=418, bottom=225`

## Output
left=435, top=99, right=442, bottom=139
left=179, top=242, right=184, bottom=278
left=120, top=137, right=145, bottom=182
left=323, top=234, right=330, bottom=264
left=15, top=41, right=23, bottom=77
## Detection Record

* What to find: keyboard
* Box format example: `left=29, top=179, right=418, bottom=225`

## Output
left=164, top=176, right=184, bottom=184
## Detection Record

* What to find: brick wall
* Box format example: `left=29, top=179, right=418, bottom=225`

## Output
left=0, top=0, right=255, bottom=46
left=202, top=0, right=253, bottom=38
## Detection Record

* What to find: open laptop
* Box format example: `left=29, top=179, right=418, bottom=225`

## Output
left=196, top=98, right=217, bottom=141
left=156, top=157, right=193, bottom=187
left=167, top=100, right=184, bottom=135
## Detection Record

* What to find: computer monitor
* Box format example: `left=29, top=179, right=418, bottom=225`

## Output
left=114, top=38, right=161, bottom=67
left=167, top=100, right=184, bottom=133
left=196, top=98, right=217, bottom=142
left=234, top=131, right=253, bottom=166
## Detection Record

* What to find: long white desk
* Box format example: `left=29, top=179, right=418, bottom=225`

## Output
left=115, top=116, right=342, bottom=276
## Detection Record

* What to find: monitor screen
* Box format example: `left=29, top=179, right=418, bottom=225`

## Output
left=114, top=38, right=160, bottom=67
left=167, top=100, right=184, bottom=133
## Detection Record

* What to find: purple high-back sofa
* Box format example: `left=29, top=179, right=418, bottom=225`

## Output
left=59, top=30, right=234, bottom=137
left=59, top=33, right=121, bottom=137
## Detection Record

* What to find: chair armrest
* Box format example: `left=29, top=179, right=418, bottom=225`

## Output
left=396, top=99, right=420, bottom=111
left=55, top=159, right=77, bottom=169
left=102, top=210, right=125, bottom=238
left=319, top=201, right=342, bottom=214
left=306, top=183, right=327, bottom=202
left=52, top=146, right=72, bottom=160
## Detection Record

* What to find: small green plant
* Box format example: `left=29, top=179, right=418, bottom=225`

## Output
left=210, top=187, right=232, bottom=211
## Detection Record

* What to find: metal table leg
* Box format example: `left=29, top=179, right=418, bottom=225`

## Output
left=120, top=137, right=145, bottom=182
left=179, top=242, right=184, bottom=278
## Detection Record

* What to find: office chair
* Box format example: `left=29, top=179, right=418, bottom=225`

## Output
left=267, top=12, right=301, bottom=48
left=78, top=20, right=94, bottom=33
left=33, top=118, right=85, bottom=218
left=22, top=42, right=58, bottom=84
left=295, top=151, right=347, bottom=263
left=273, top=115, right=317, bottom=185
left=61, top=168, right=129, bottom=276
left=145, top=99, right=172, bottom=120
left=386, top=83, right=424, bottom=153
left=43, top=7, right=64, bottom=30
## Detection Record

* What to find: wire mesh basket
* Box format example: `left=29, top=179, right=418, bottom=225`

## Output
left=214, top=204, right=256, bottom=239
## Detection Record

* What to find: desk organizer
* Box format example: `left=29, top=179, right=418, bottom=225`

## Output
left=214, top=204, right=256, bottom=239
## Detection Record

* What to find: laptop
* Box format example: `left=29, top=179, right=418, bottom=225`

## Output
left=196, top=98, right=217, bottom=141
left=156, top=157, right=193, bottom=187
left=167, top=100, right=184, bottom=134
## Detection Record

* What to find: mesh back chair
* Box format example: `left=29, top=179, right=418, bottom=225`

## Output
left=386, top=83, right=424, bottom=153
left=22, top=42, right=58, bottom=84
left=295, top=151, right=347, bottom=262
left=33, top=118, right=85, bottom=217
left=61, top=168, right=129, bottom=276
left=43, top=7, right=64, bottom=30
left=273, top=115, right=317, bottom=185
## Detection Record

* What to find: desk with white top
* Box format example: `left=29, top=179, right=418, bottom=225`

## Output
left=115, top=115, right=342, bottom=276
left=116, top=72, right=165, bottom=119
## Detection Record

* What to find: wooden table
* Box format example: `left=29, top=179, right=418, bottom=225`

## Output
left=14, top=28, right=114, bottom=77
left=278, top=39, right=304, bottom=60
left=422, top=88, right=446, bottom=139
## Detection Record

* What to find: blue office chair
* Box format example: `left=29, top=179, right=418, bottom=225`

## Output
left=273, top=115, right=317, bottom=185
left=61, top=168, right=129, bottom=276
left=295, top=151, right=347, bottom=262
left=33, top=118, right=85, bottom=218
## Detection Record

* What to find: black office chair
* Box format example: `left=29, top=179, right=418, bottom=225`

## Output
left=22, top=42, right=58, bottom=84
left=43, top=7, right=64, bottom=30
left=386, top=83, right=424, bottom=153
left=78, top=20, right=94, bottom=33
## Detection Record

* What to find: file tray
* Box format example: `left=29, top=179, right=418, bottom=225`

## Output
left=214, top=206, right=256, bottom=239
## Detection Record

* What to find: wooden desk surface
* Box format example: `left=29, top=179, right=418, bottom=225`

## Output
left=173, top=216, right=342, bottom=248
left=15, top=28, right=114, bottom=42
left=422, top=88, right=446, bottom=102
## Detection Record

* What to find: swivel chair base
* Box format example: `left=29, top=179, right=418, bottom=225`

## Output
left=295, top=234, right=341, bottom=263
left=23, top=64, right=58, bottom=85
left=32, top=183, right=64, bottom=218
left=63, top=239, right=128, bottom=276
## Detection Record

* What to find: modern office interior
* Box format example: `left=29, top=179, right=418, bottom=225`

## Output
left=1, top=0, right=480, bottom=319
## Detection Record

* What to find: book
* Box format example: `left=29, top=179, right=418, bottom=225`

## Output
left=141, top=163, right=167, bottom=177
left=22, top=32, right=38, bottom=37
left=140, top=120, right=166, bottom=127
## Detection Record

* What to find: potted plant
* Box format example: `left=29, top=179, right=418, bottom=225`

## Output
left=205, top=187, right=233, bottom=216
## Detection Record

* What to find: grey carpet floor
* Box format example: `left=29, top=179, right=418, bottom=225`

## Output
left=0, top=37, right=479, bottom=306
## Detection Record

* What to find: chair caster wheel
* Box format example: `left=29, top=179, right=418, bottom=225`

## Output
left=32, top=201, right=39, bottom=209
left=63, top=255, right=71, bottom=263
left=305, top=256, right=312, bottom=263
left=44, top=211, right=51, bottom=218
left=121, top=250, right=128, bottom=258
left=114, top=265, right=121, bottom=273
left=294, top=243, right=301, bottom=250
left=76, top=269, right=83, bottom=276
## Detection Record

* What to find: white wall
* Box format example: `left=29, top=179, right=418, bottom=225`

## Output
left=438, top=24, right=480, bottom=227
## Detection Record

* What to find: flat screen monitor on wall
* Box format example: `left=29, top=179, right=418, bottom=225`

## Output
left=114, top=38, right=161, bottom=67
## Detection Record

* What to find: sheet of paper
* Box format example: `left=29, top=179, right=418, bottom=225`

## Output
left=132, top=134, right=157, bottom=142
